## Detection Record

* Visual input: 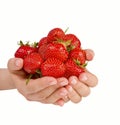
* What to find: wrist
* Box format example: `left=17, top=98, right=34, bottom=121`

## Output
left=0, top=68, right=16, bottom=90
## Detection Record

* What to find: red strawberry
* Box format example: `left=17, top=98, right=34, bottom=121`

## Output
left=38, top=37, right=48, bottom=48
left=38, top=37, right=49, bottom=60
left=63, top=34, right=81, bottom=50
left=47, top=28, right=65, bottom=42
left=64, top=59, right=85, bottom=78
left=41, top=57, right=66, bottom=78
left=69, top=48, right=86, bottom=64
left=44, top=42, right=69, bottom=62
left=14, top=41, right=38, bottom=59
left=23, top=52, right=43, bottom=74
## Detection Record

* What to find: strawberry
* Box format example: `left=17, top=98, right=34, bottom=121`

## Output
left=44, top=42, right=69, bottom=62
left=14, top=41, right=38, bottom=59
left=38, top=37, right=49, bottom=60
left=23, top=52, right=43, bottom=74
left=41, top=57, right=66, bottom=78
left=14, top=27, right=90, bottom=83
left=47, top=28, right=65, bottom=42
left=63, top=34, right=81, bottom=50
left=64, top=59, right=85, bottom=78
left=69, top=48, right=86, bottom=65
left=38, top=37, right=48, bottom=48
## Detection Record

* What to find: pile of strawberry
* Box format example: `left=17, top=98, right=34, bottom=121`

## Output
left=14, top=27, right=87, bottom=84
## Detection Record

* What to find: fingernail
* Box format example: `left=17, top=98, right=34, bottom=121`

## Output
left=86, top=49, right=94, bottom=60
left=60, top=89, right=68, bottom=96
left=79, top=73, right=88, bottom=81
left=68, top=86, right=73, bottom=92
left=58, top=101, right=64, bottom=107
left=15, top=59, right=22, bottom=67
left=65, top=96, right=68, bottom=99
left=58, top=78, right=68, bottom=86
left=60, top=81, right=68, bottom=86
left=71, top=78, right=77, bottom=85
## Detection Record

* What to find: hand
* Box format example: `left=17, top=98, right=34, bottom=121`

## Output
left=65, top=49, right=98, bottom=103
left=7, top=58, right=69, bottom=106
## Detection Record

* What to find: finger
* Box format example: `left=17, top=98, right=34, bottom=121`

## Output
left=7, top=58, right=23, bottom=71
left=54, top=96, right=69, bottom=106
left=16, top=76, right=57, bottom=96
left=54, top=99, right=65, bottom=106
left=36, top=77, right=68, bottom=98
left=26, top=77, right=68, bottom=101
left=41, top=77, right=68, bottom=96
left=65, top=85, right=82, bottom=103
left=79, top=71, right=98, bottom=87
left=57, top=77, right=69, bottom=87
left=84, top=49, right=95, bottom=61
left=69, top=76, right=90, bottom=97
left=43, top=87, right=68, bottom=104
left=25, top=76, right=57, bottom=94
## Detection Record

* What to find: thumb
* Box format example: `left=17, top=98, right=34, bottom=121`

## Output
left=85, top=49, right=95, bottom=61
left=7, top=58, right=23, bottom=71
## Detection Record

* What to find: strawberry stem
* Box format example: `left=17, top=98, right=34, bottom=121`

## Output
left=36, top=69, right=42, bottom=77
left=64, top=27, right=69, bottom=34
left=26, top=74, right=33, bottom=85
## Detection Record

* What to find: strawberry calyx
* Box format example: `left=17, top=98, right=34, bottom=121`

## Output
left=18, top=40, right=29, bottom=46
left=18, top=40, right=38, bottom=48
left=80, top=62, right=88, bottom=68
left=73, top=58, right=88, bottom=68
left=54, top=38, right=71, bottom=50
left=31, top=42, right=38, bottom=48
left=67, top=44, right=75, bottom=52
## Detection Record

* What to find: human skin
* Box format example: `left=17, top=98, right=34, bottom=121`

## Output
left=0, top=49, right=98, bottom=106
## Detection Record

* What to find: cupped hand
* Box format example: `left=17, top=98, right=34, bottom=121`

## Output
left=7, top=58, right=69, bottom=106
left=65, top=49, right=98, bottom=103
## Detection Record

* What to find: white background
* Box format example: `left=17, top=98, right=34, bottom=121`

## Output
left=0, top=0, right=120, bottom=125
